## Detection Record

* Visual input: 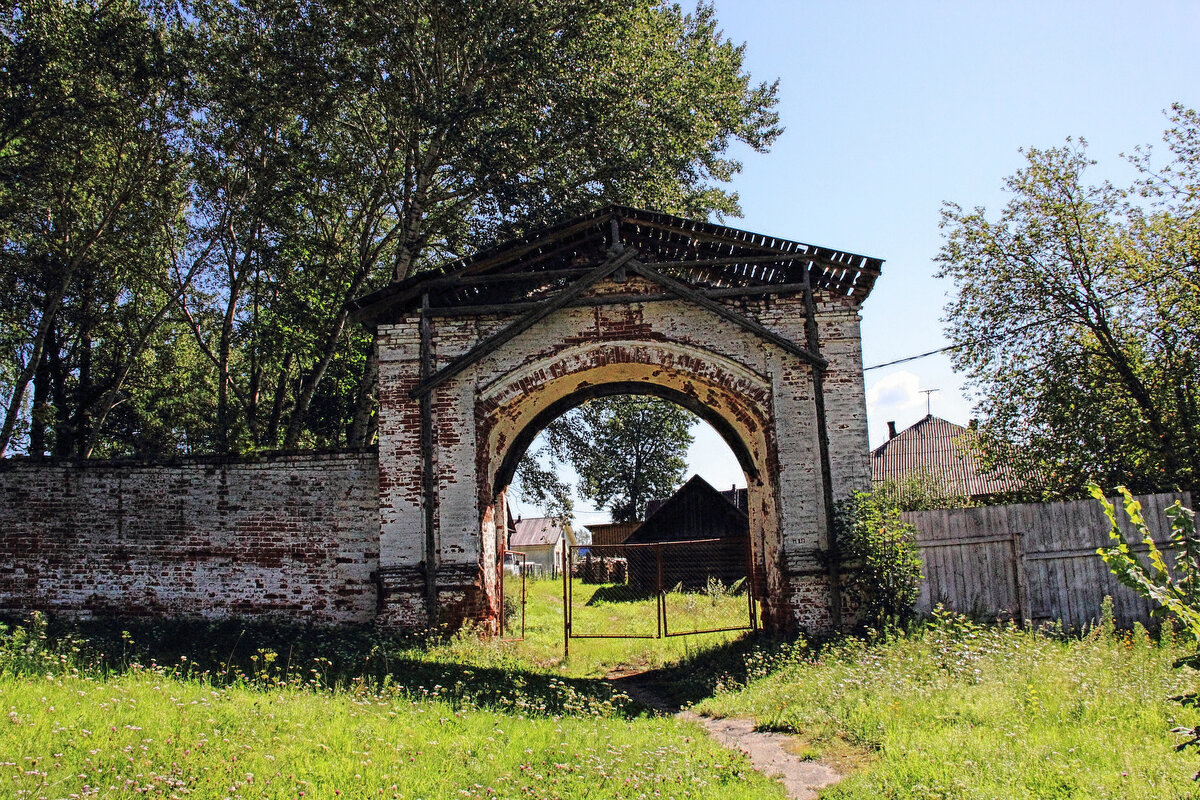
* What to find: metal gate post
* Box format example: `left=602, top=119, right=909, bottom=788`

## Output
left=562, top=545, right=570, bottom=660
left=656, top=543, right=665, bottom=638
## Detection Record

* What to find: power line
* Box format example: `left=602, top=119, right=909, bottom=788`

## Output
left=864, top=344, right=959, bottom=372
left=863, top=269, right=1175, bottom=372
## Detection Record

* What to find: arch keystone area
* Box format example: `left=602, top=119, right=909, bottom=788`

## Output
left=348, top=205, right=883, bottom=633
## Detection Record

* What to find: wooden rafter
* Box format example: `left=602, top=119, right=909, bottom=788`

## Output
left=626, top=260, right=828, bottom=369
left=409, top=248, right=640, bottom=399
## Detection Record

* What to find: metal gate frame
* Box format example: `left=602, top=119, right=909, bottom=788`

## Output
left=562, top=537, right=757, bottom=657
left=498, top=548, right=527, bottom=641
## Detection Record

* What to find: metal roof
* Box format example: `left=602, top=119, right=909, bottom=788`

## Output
left=583, top=521, right=642, bottom=546
left=510, top=517, right=571, bottom=548
left=348, top=205, right=883, bottom=325
left=870, top=415, right=1026, bottom=500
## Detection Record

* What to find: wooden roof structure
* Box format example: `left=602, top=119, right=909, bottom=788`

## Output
left=627, top=475, right=749, bottom=544
left=871, top=415, right=1026, bottom=501
left=348, top=205, right=883, bottom=326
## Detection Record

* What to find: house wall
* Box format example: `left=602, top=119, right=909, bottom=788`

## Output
left=519, top=544, right=558, bottom=577
left=0, top=451, right=380, bottom=623
left=375, top=277, right=871, bottom=634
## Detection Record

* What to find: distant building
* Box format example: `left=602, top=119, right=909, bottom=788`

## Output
left=584, top=521, right=643, bottom=547
left=630, top=475, right=749, bottom=544
left=626, top=475, right=750, bottom=591
left=509, top=517, right=576, bottom=577
left=871, top=415, right=1026, bottom=504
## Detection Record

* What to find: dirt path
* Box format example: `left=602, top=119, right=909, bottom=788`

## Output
left=609, top=671, right=842, bottom=800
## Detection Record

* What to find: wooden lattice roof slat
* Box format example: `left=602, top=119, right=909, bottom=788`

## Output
left=348, top=205, right=883, bottom=324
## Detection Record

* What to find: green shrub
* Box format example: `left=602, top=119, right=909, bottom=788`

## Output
left=1093, top=483, right=1200, bottom=777
left=835, top=490, right=923, bottom=629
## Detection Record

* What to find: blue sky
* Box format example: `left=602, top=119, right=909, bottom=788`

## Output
left=511, top=0, right=1200, bottom=526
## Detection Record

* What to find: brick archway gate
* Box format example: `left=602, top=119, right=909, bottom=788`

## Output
left=349, top=206, right=882, bottom=634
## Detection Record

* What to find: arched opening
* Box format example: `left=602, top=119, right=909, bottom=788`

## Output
left=492, top=381, right=758, bottom=497
left=492, top=387, right=759, bottom=645
left=476, top=342, right=781, bottom=643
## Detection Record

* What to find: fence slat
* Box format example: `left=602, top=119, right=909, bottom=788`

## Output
left=902, top=490, right=1194, bottom=630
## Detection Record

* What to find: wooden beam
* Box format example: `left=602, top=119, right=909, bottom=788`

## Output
left=418, top=293, right=438, bottom=623
left=409, top=248, right=640, bottom=398
left=802, top=271, right=841, bottom=632
left=423, top=267, right=595, bottom=290
left=644, top=254, right=811, bottom=270
left=626, top=260, right=827, bottom=369
left=423, top=281, right=815, bottom=317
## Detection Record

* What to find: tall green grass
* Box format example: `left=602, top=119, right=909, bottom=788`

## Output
left=696, top=610, right=1200, bottom=799
left=0, top=612, right=784, bottom=799
left=7, top=587, right=1199, bottom=799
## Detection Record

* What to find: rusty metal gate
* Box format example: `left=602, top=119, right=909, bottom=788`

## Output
left=562, top=537, right=757, bottom=655
left=499, top=548, right=528, bottom=641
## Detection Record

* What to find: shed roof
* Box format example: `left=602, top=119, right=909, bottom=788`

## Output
left=348, top=205, right=883, bottom=325
left=628, top=475, right=748, bottom=544
left=510, top=517, right=571, bottom=548
left=870, top=415, right=1025, bottom=500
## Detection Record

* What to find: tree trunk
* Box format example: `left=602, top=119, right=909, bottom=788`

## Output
left=348, top=342, right=379, bottom=447
left=0, top=279, right=69, bottom=458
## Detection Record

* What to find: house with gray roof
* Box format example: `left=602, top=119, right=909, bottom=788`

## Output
left=871, top=415, right=1027, bottom=504
left=509, top=517, right=576, bottom=577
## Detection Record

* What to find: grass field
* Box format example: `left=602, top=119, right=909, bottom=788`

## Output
left=692, top=611, right=1200, bottom=799
left=496, top=576, right=752, bottom=676
left=0, top=603, right=783, bottom=800
left=4, top=582, right=1200, bottom=799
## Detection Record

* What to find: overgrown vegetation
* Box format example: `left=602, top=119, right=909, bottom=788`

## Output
left=0, top=0, right=780, bottom=458
left=938, top=107, right=1200, bottom=498
left=1095, top=485, right=1200, bottom=776
left=835, top=489, right=924, bottom=629
left=6, top=578, right=1200, bottom=798
left=874, top=466, right=973, bottom=512
left=0, top=608, right=784, bottom=799
left=698, top=611, right=1200, bottom=799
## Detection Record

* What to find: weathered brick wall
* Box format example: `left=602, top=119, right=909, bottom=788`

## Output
left=0, top=450, right=380, bottom=623
left=375, top=278, right=872, bottom=634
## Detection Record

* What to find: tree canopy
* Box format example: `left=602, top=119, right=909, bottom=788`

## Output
left=937, top=105, right=1200, bottom=497
left=0, top=0, right=780, bottom=458
left=515, top=396, right=696, bottom=523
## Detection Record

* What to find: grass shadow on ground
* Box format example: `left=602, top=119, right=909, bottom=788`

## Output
left=617, top=629, right=817, bottom=710
left=583, top=584, right=657, bottom=605
left=6, top=614, right=651, bottom=719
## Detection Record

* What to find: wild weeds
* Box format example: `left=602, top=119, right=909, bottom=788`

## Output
left=698, top=609, right=1200, bottom=798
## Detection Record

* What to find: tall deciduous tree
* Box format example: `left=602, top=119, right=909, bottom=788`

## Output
left=0, top=0, right=191, bottom=458
left=938, top=108, right=1200, bottom=496
left=520, top=396, right=695, bottom=523
left=0, top=0, right=780, bottom=457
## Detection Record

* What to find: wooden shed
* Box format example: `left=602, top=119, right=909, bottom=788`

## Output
left=625, top=475, right=749, bottom=591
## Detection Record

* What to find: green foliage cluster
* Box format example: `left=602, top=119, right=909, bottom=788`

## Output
left=835, top=490, right=924, bottom=629
left=517, top=395, right=696, bottom=522
left=938, top=106, right=1200, bottom=498
left=1093, top=485, right=1200, bottom=776
left=0, top=0, right=780, bottom=459
left=874, top=466, right=974, bottom=512
left=699, top=612, right=1200, bottom=799
left=1094, top=485, right=1200, bottom=639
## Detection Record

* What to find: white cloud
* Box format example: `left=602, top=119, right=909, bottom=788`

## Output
left=866, top=370, right=924, bottom=415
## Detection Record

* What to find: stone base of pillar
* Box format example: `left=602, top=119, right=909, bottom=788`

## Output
left=374, top=563, right=498, bottom=633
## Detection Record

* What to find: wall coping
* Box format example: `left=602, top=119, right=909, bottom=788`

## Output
left=0, top=446, right=379, bottom=472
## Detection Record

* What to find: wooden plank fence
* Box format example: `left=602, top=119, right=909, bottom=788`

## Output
left=904, top=490, right=1194, bottom=630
